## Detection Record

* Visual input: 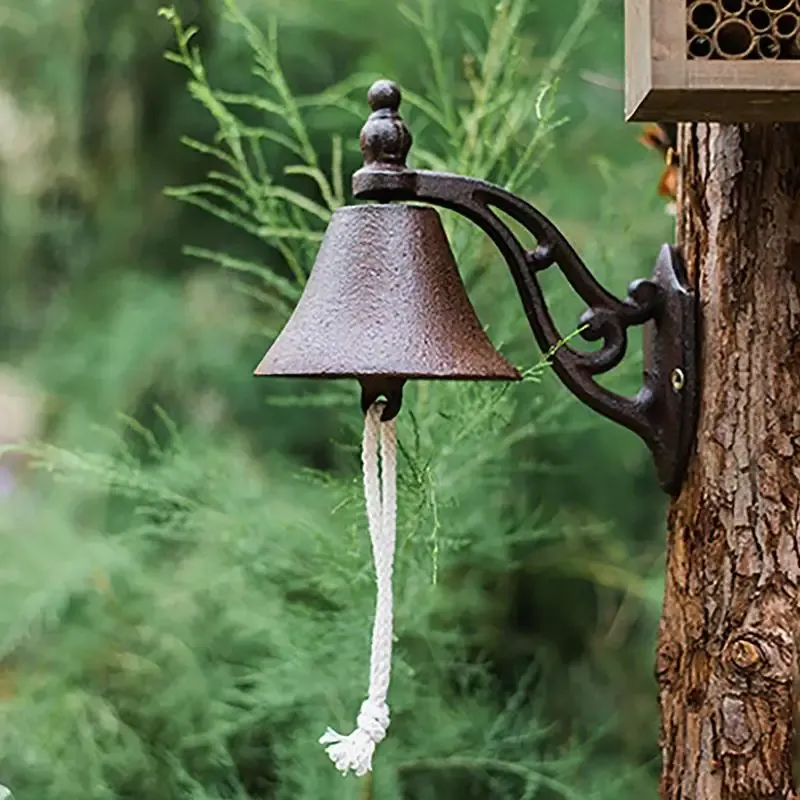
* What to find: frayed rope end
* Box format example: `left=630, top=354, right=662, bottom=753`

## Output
left=319, top=699, right=390, bottom=777
left=319, top=727, right=377, bottom=777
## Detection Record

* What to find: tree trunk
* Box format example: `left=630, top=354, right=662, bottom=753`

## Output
left=657, top=123, right=800, bottom=799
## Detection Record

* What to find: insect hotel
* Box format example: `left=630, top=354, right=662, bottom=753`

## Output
left=625, top=0, right=800, bottom=120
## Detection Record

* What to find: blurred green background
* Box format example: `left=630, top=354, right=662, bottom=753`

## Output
left=0, top=0, right=673, bottom=797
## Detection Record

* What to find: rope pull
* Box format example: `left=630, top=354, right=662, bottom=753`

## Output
left=319, top=401, right=397, bottom=777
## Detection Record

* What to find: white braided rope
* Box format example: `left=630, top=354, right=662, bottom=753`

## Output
left=319, top=401, right=397, bottom=777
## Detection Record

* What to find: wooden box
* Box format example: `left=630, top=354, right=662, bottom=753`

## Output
left=625, top=0, right=800, bottom=121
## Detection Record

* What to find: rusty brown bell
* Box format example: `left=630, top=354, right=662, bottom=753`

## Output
left=254, top=202, right=521, bottom=412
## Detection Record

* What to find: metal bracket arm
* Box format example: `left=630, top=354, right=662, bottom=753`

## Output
left=352, top=81, right=698, bottom=494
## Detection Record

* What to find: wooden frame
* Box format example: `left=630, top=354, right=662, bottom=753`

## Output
left=625, top=0, right=800, bottom=122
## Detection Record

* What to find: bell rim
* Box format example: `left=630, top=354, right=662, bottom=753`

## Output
left=252, top=368, right=523, bottom=381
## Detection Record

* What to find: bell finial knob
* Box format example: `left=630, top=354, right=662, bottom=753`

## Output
left=360, top=80, right=412, bottom=169
left=367, top=79, right=402, bottom=112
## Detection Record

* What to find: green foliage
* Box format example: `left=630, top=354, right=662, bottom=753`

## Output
left=0, top=0, right=673, bottom=798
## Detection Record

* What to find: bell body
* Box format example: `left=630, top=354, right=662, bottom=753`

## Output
left=255, top=204, right=520, bottom=384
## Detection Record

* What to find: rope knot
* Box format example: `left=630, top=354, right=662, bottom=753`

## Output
left=356, top=698, right=390, bottom=744
left=318, top=698, right=390, bottom=777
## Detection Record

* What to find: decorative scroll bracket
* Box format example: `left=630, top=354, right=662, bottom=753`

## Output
left=352, top=80, right=698, bottom=495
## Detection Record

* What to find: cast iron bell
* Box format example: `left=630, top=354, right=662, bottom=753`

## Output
left=254, top=202, right=521, bottom=418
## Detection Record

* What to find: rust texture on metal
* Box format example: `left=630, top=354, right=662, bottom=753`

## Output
left=254, top=201, right=521, bottom=420
left=350, top=81, right=697, bottom=494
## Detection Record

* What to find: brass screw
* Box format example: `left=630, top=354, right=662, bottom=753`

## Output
left=671, top=368, right=686, bottom=393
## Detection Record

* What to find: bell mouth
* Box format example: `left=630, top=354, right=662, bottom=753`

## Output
left=359, top=376, right=405, bottom=420
left=357, top=371, right=523, bottom=422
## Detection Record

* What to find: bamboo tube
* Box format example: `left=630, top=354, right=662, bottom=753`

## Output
left=773, top=10, right=800, bottom=38
left=747, top=7, right=773, bottom=31
left=688, top=0, right=722, bottom=33
left=688, top=34, right=715, bottom=57
left=714, top=17, right=756, bottom=57
left=765, top=0, right=793, bottom=13
left=756, top=33, right=782, bottom=58
left=721, top=0, right=745, bottom=14
left=792, top=30, right=800, bottom=55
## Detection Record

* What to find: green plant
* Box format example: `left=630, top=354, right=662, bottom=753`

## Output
left=0, top=0, right=670, bottom=797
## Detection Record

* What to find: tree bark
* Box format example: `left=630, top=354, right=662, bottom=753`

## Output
left=657, top=123, right=800, bottom=799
